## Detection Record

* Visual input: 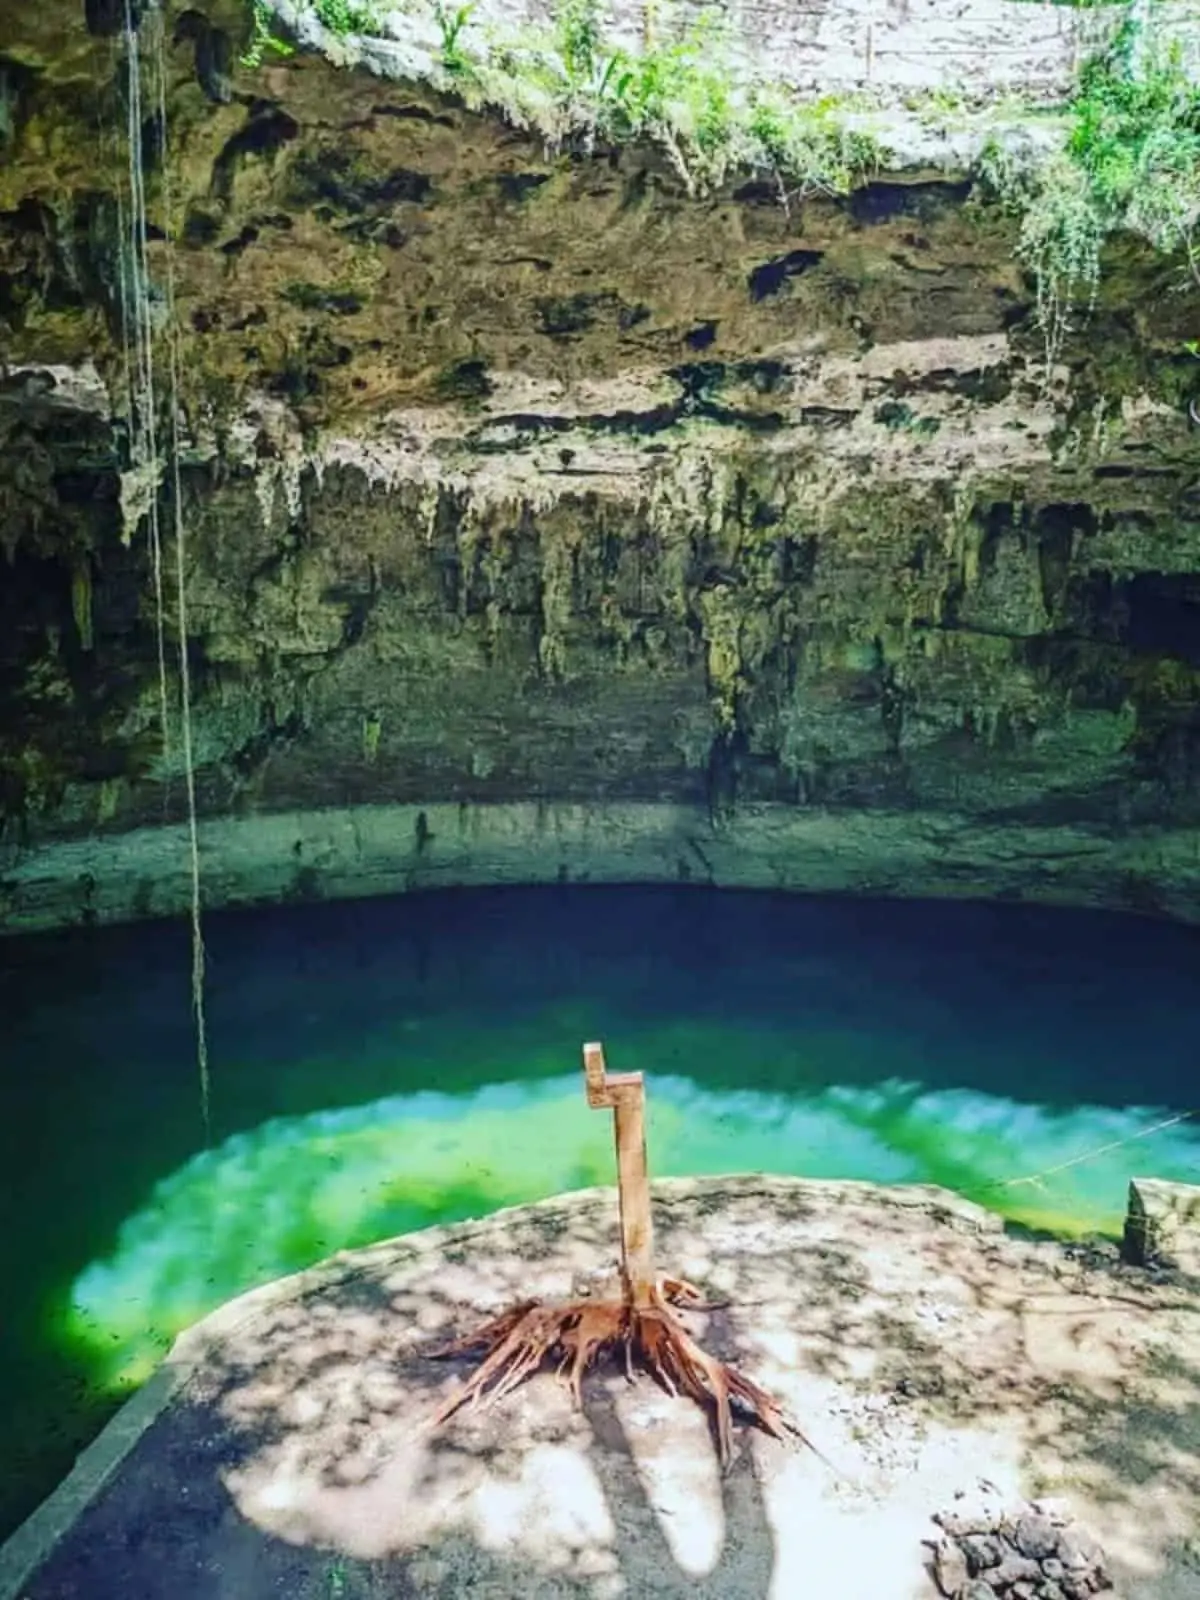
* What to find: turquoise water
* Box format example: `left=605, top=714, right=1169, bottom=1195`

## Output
left=1, top=884, right=1198, bottom=1537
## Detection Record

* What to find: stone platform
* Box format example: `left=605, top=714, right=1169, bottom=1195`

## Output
left=1, top=1177, right=1197, bottom=1600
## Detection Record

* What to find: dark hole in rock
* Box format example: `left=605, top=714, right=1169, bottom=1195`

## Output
left=282, top=283, right=364, bottom=316
left=183, top=208, right=219, bottom=246
left=780, top=535, right=819, bottom=584
left=947, top=364, right=1013, bottom=404
left=800, top=405, right=854, bottom=429
left=705, top=403, right=785, bottom=434
left=685, top=321, right=718, bottom=350
left=172, top=8, right=207, bottom=41
left=731, top=178, right=778, bottom=205
left=220, top=224, right=260, bottom=257
left=371, top=102, right=455, bottom=127
left=52, top=469, right=117, bottom=507
left=1127, top=572, right=1200, bottom=665
left=267, top=362, right=320, bottom=401
left=370, top=168, right=433, bottom=205
left=536, top=293, right=600, bottom=337
left=214, top=109, right=300, bottom=199
left=850, top=178, right=973, bottom=226
left=139, top=112, right=164, bottom=174
left=1031, top=501, right=1093, bottom=616
left=498, top=171, right=551, bottom=202
left=747, top=249, right=823, bottom=301
left=293, top=153, right=432, bottom=215
left=734, top=358, right=789, bottom=393
left=4, top=196, right=48, bottom=236
left=671, top=362, right=725, bottom=401
left=437, top=359, right=493, bottom=401
left=195, top=26, right=234, bottom=106
left=999, top=297, right=1029, bottom=330
left=85, top=0, right=140, bottom=36
left=0, top=57, right=38, bottom=145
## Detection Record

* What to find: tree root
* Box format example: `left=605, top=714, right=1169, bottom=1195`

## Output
left=427, top=1275, right=822, bottom=1471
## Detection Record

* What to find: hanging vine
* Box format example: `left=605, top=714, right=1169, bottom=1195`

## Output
left=119, top=0, right=212, bottom=1139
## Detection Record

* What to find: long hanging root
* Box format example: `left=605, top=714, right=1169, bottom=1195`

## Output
left=426, top=1277, right=824, bottom=1471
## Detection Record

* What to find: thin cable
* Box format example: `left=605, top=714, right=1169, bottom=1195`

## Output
left=980, top=1109, right=1198, bottom=1195
left=150, top=1, right=211, bottom=1141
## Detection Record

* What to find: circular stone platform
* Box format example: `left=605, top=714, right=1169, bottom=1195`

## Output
left=2, top=1177, right=1197, bottom=1600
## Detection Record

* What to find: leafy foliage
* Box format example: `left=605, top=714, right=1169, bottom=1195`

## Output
left=493, top=1, right=883, bottom=199
left=240, top=0, right=296, bottom=68
left=243, top=0, right=881, bottom=200
left=979, top=14, right=1200, bottom=369
left=434, top=2, right=476, bottom=73
left=313, top=0, right=379, bottom=33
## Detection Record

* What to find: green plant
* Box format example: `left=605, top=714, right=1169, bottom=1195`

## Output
left=314, top=0, right=379, bottom=34
left=744, top=89, right=881, bottom=203
left=979, top=11, right=1200, bottom=370
left=434, top=2, right=476, bottom=74
left=240, top=0, right=296, bottom=68
left=241, top=0, right=378, bottom=66
left=509, top=3, right=881, bottom=198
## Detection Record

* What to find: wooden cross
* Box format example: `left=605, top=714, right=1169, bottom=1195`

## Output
left=583, top=1041, right=655, bottom=1309
left=429, top=1038, right=816, bottom=1471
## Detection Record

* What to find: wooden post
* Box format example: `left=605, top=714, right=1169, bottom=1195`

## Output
left=584, top=1041, right=656, bottom=1307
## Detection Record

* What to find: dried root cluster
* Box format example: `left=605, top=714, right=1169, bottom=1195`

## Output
left=429, top=1275, right=805, bottom=1468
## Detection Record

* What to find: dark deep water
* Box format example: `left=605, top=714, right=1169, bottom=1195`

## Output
left=1, top=884, right=1198, bottom=1538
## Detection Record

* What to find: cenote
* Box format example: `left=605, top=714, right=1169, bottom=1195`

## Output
left=1, top=883, right=1198, bottom=1538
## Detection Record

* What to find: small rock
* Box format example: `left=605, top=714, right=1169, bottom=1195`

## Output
left=1041, top=1557, right=1065, bottom=1582
left=936, top=1513, right=996, bottom=1539
left=935, top=1539, right=970, bottom=1598
left=962, top=1534, right=1004, bottom=1573
left=995, top=1552, right=1043, bottom=1586
left=1032, top=1498, right=1072, bottom=1526
left=1012, top=1585, right=1038, bottom=1600
left=1015, top=1512, right=1061, bottom=1561
left=1057, top=1529, right=1102, bottom=1571
left=962, top=1584, right=996, bottom=1600
left=1061, top=1577, right=1094, bottom=1600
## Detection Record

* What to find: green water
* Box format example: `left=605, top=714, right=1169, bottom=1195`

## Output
left=1, top=885, right=1197, bottom=1538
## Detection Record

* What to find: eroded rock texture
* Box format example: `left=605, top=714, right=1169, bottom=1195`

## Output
left=2, top=2, right=1200, bottom=929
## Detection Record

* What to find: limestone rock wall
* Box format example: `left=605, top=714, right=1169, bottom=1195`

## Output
left=2, top=1, right=1200, bottom=929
